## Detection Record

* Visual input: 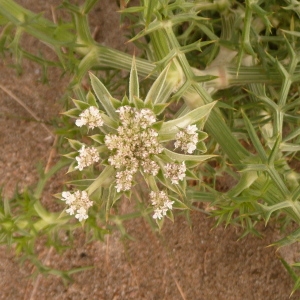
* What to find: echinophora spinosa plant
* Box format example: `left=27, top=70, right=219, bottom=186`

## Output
left=1, top=0, right=300, bottom=294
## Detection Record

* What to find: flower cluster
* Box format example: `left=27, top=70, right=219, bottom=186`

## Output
left=165, top=162, right=186, bottom=184
left=61, top=190, right=93, bottom=221
left=150, top=191, right=174, bottom=219
left=75, top=145, right=100, bottom=171
left=75, top=106, right=103, bottom=129
left=174, top=125, right=198, bottom=154
left=105, top=106, right=163, bottom=192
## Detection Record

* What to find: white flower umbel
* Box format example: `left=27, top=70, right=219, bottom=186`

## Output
left=75, top=106, right=103, bottom=129
left=174, top=124, right=198, bottom=154
left=105, top=106, right=163, bottom=192
left=75, top=145, right=100, bottom=171
left=165, top=162, right=186, bottom=184
left=61, top=190, right=93, bottom=221
left=150, top=191, right=174, bottom=220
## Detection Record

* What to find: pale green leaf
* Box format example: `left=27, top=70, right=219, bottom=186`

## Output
left=62, top=108, right=81, bottom=118
left=68, top=139, right=83, bottom=151
left=89, top=73, right=117, bottom=118
left=170, top=196, right=189, bottom=210
left=145, top=63, right=172, bottom=105
left=242, top=111, right=268, bottom=163
left=89, top=134, right=105, bottom=144
left=86, top=91, right=98, bottom=107
left=87, top=166, right=115, bottom=195
left=129, top=56, right=139, bottom=103
left=280, top=143, right=300, bottom=152
left=159, top=102, right=216, bottom=141
left=162, top=148, right=216, bottom=163
left=72, top=99, right=90, bottom=110
left=259, top=201, right=293, bottom=225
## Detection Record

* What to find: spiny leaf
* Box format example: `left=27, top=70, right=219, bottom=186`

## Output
left=89, top=73, right=117, bottom=119
left=129, top=56, right=139, bottom=103
left=159, top=102, right=216, bottom=141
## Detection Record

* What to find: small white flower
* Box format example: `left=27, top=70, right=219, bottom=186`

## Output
left=115, top=170, right=133, bottom=192
left=150, top=191, right=174, bottom=220
left=66, top=205, right=76, bottom=215
left=141, top=159, right=160, bottom=176
left=117, top=106, right=134, bottom=125
left=175, top=125, right=198, bottom=154
left=163, top=199, right=174, bottom=210
left=62, top=191, right=76, bottom=205
left=75, top=207, right=89, bottom=222
left=153, top=208, right=163, bottom=219
left=61, top=190, right=93, bottom=221
left=135, top=108, right=156, bottom=128
left=105, top=134, right=120, bottom=150
left=75, top=145, right=100, bottom=171
left=165, top=162, right=186, bottom=184
left=186, top=142, right=197, bottom=154
left=186, top=124, right=198, bottom=135
left=75, top=106, right=103, bottom=129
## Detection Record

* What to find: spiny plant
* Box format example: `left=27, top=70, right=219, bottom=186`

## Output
left=1, top=0, right=300, bottom=295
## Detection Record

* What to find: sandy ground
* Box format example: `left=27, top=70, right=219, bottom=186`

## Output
left=0, top=1, right=300, bottom=299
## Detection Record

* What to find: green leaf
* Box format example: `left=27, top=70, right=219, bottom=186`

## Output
left=62, top=108, right=81, bottom=118
left=227, top=172, right=258, bottom=197
left=89, top=134, right=105, bottom=144
left=72, top=99, right=90, bottom=110
left=33, top=201, right=59, bottom=225
left=239, top=164, right=268, bottom=172
left=155, top=168, right=184, bottom=195
left=153, top=215, right=163, bottom=230
left=87, top=166, right=115, bottom=195
left=279, top=258, right=300, bottom=297
left=280, top=143, right=300, bottom=152
left=281, top=29, right=300, bottom=37
left=121, top=95, right=130, bottom=106
left=68, top=139, right=83, bottom=151
left=292, top=185, right=300, bottom=202
left=89, top=73, right=117, bottom=119
left=272, top=229, right=300, bottom=256
left=162, top=148, right=216, bottom=163
left=105, top=185, right=118, bottom=221
left=129, top=56, right=139, bottom=103
left=63, top=151, right=78, bottom=160
left=166, top=209, right=174, bottom=222
left=185, top=169, right=199, bottom=180
left=159, top=102, right=216, bottom=141
left=100, top=113, right=118, bottom=129
left=268, top=135, right=281, bottom=166
left=196, top=141, right=207, bottom=153
left=82, top=0, right=99, bottom=14
left=144, top=0, right=157, bottom=26
left=152, top=120, right=164, bottom=131
left=153, top=103, right=168, bottom=115
left=86, top=91, right=98, bottom=107
left=145, top=63, right=173, bottom=105
left=242, top=111, right=268, bottom=163
left=133, top=96, right=144, bottom=109
left=120, top=6, right=144, bottom=14
left=110, top=96, right=122, bottom=110
left=128, top=19, right=164, bottom=42
left=67, top=178, right=94, bottom=187
left=198, top=131, right=208, bottom=141
left=259, top=201, right=294, bottom=225
left=170, top=196, right=189, bottom=210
